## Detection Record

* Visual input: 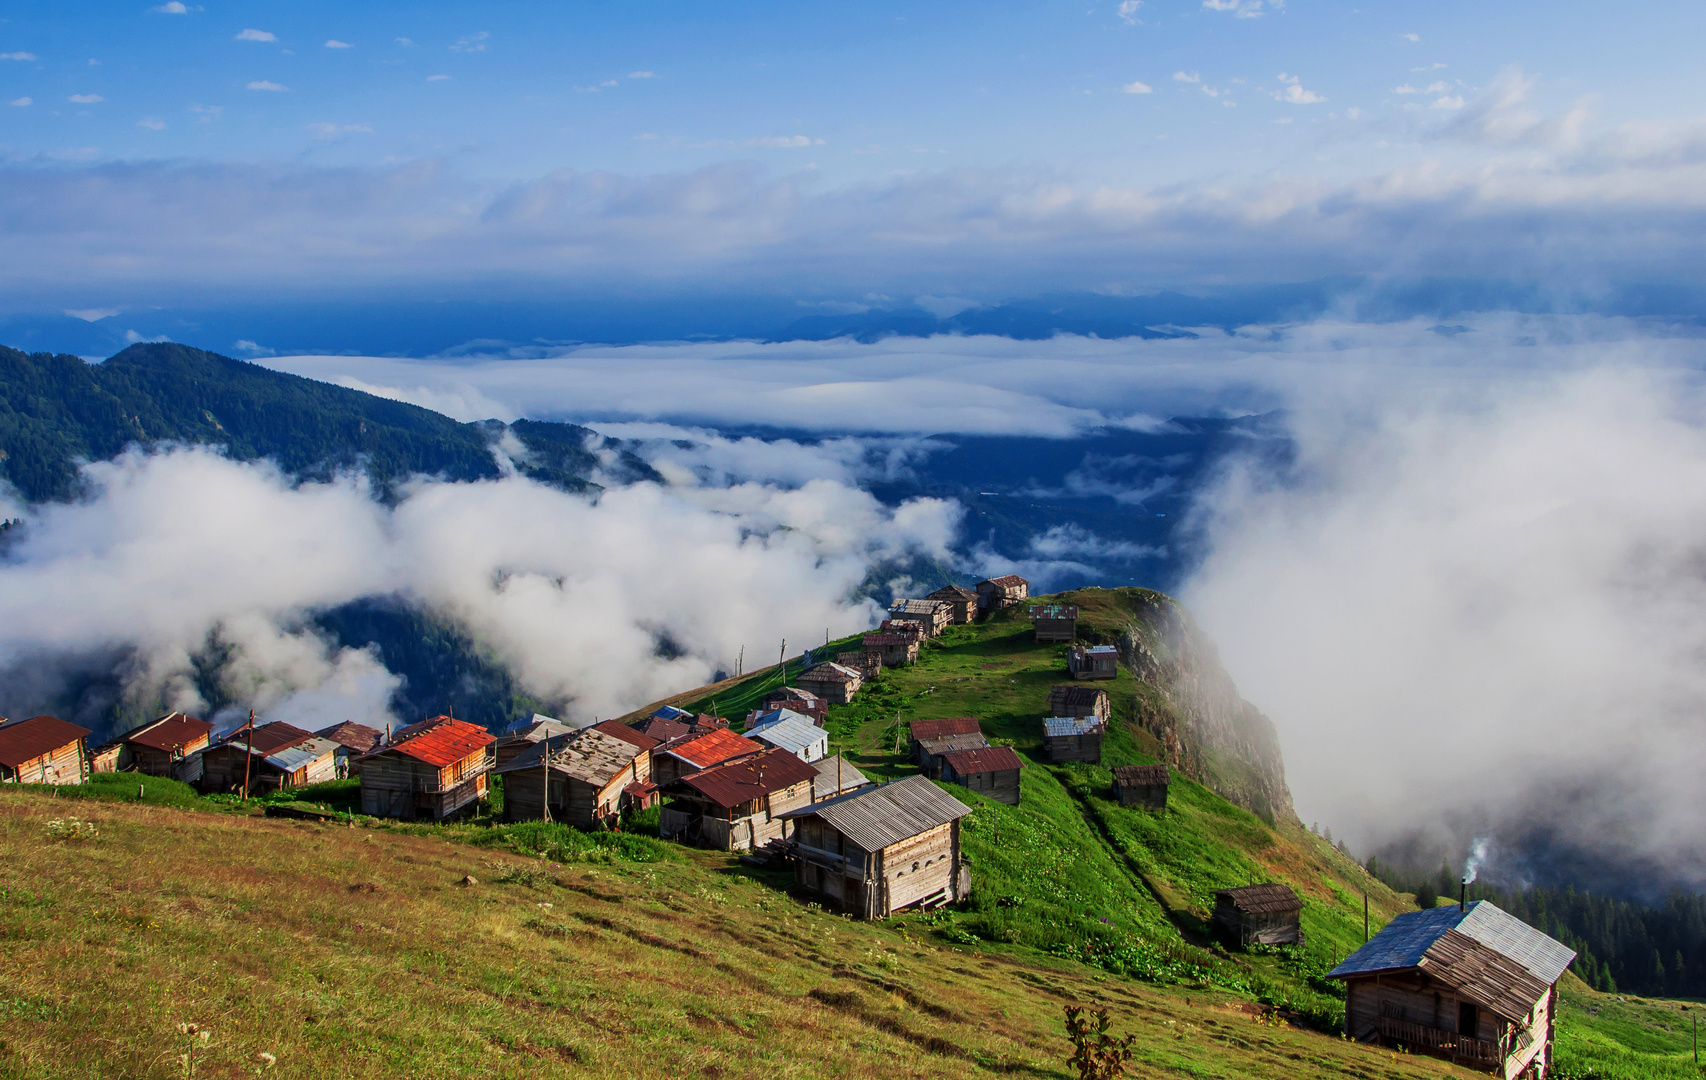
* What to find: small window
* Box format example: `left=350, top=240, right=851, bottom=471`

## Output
left=912, top=861, right=920, bottom=871
left=1458, top=1001, right=1478, bottom=1038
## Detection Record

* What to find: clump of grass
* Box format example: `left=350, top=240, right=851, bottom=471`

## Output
left=42, top=816, right=98, bottom=842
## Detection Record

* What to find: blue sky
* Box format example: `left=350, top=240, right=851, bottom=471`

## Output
left=2, top=2, right=1705, bottom=339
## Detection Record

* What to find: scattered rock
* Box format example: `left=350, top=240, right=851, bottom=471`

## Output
left=459, top=874, right=479, bottom=887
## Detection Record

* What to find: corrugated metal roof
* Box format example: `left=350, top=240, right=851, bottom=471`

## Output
left=940, top=745, right=1025, bottom=775
left=264, top=736, right=339, bottom=772
left=811, top=755, right=870, bottom=800
left=224, top=721, right=313, bottom=757
left=315, top=721, right=384, bottom=754
left=0, top=715, right=92, bottom=767
left=745, top=713, right=827, bottom=760
left=916, top=732, right=990, bottom=756
left=979, top=575, right=1028, bottom=589
left=498, top=719, right=576, bottom=744
left=783, top=774, right=971, bottom=852
left=675, top=747, right=819, bottom=808
left=1215, top=883, right=1302, bottom=914
left=1418, top=929, right=1554, bottom=1021
left=665, top=727, right=762, bottom=769
left=1074, top=645, right=1118, bottom=657
left=592, top=719, right=660, bottom=752
left=1327, top=901, right=1576, bottom=989
left=126, top=713, right=214, bottom=754
left=1043, top=716, right=1105, bottom=737
left=376, top=718, right=495, bottom=767
left=1113, top=764, right=1170, bottom=785
left=652, top=705, right=693, bottom=722
left=908, top=717, right=982, bottom=740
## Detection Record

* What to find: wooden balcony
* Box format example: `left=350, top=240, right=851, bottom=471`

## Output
left=1378, top=1016, right=1502, bottom=1066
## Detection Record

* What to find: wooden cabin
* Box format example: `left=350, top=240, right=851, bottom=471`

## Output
left=631, top=714, right=693, bottom=745
left=837, top=650, right=882, bottom=681
left=938, top=745, right=1024, bottom=805
left=862, top=632, right=920, bottom=668
left=925, top=584, right=979, bottom=625
left=1030, top=603, right=1079, bottom=643
left=796, top=661, right=863, bottom=705
left=760, top=687, right=827, bottom=724
left=784, top=774, right=973, bottom=918
left=888, top=599, right=950, bottom=638
left=200, top=721, right=316, bottom=793
left=976, top=574, right=1029, bottom=611
left=88, top=739, right=123, bottom=775
left=1214, top=884, right=1304, bottom=946
left=1329, top=901, right=1576, bottom=1078
left=495, top=728, right=651, bottom=828
left=1067, top=644, right=1119, bottom=680
left=208, top=729, right=339, bottom=794
left=1042, top=716, right=1104, bottom=764
left=116, top=712, right=215, bottom=783
left=315, top=721, right=385, bottom=778
left=492, top=717, right=579, bottom=770
left=651, top=727, right=763, bottom=786
left=906, top=717, right=985, bottom=765
left=810, top=754, right=871, bottom=802
left=659, top=747, right=818, bottom=851
left=357, top=717, right=495, bottom=821
left=0, top=715, right=91, bottom=785
left=1048, top=684, right=1110, bottom=721
left=1112, top=764, right=1170, bottom=810
left=744, top=710, right=829, bottom=762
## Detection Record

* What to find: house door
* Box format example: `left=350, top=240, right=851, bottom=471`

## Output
left=1457, top=1001, right=1478, bottom=1039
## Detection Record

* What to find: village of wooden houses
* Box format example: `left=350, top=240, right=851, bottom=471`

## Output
left=0, top=576, right=1593, bottom=1080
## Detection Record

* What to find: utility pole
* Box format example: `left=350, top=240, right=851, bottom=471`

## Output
left=738, top=645, right=744, bottom=676
left=540, top=734, right=551, bottom=824
left=779, top=639, right=787, bottom=685
left=240, top=710, right=256, bottom=802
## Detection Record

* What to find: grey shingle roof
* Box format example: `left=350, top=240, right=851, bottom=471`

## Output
left=782, top=774, right=970, bottom=852
left=1329, top=901, right=1575, bottom=988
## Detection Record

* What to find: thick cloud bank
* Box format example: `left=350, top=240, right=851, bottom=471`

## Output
left=0, top=448, right=957, bottom=731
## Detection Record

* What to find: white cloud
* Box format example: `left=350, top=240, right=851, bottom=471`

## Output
left=7, top=96, right=30, bottom=107
left=235, top=29, right=277, bottom=42
left=1424, top=81, right=1448, bottom=93
left=1395, top=84, right=1419, bottom=94
left=1402, top=31, right=1420, bottom=42
left=325, top=40, right=352, bottom=49
left=1412, top=62, right=1447, bottom=72
left=1172, top=70, right=1200, bottom=84
left=747, top=135, right=826, bottom=148
left=395, top=37, right=416, bottom=47
left=64, top=307, right=119, bottom=321
left=1117, top=0, right=1143, bottom=24
left=188, top=104, right=220, bottom=120
left=246, top=80, right=287, bottom=92
left=450, top=31, right=489, bottom=53
left=136, top=117, right=165, bottom=130
left=1271, top=73, right=1324, bottom=104
left=68, top=94, right=104, bottom=104
left=1202, top=0, right=1266, bottom=17
left=628, top=70, right=656, bottom=79
left=1122, top=80, right=1153, bottom=94
left=150, top=1, right=189, bottom=11
left=305, top=122, right=373, bottom=139
left=1431, top=95, right=1465, bottom=110
left=0, top=52, right=37, bottom=61
left=426, top=74, right=450, bottom=82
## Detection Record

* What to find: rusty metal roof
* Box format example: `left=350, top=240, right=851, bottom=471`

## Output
left=633, top=716, right=693, bottom=742
left=979, top=575, right=1028, bottom=589
left=1043, top=716, right=1104, bottom=738
left=1215, top=883, right=1303, bottom=915
left=224, top=721, right=313, bottom=757
left=673, top=747, right=818, bottom=808
left=940, top=745, right=1025, bottom=775
left=908, top=717, right=982, bottom=740
left=126, top=713, right=214, bottom=754
left=0, top=715, right=92, bottom=767
left=664, top=726, right=762, bottom=769
left=1113, top=764, right=1170, bottom=786
left=593, top=719, right=660, bottom=752
left=373, top=718, right=494, bottom=767
left=782, top=774, right=971, bottom=852
left=314, top=721, right=385, bottom=755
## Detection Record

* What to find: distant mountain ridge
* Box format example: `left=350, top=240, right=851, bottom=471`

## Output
left=0, top=341, right=657, bottom=503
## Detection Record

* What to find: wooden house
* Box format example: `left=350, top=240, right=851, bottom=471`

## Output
left=1329, top=901, right=1576, bottom=1077
left=88, top=739, right=123, bottom=775
left=651, top=727, right=763, bottom=786
left=496, top=728, right=651, bottom=828
left=1067, top=644, right=1119, bottom=680
left=1112, top=764, right=1170, bottom=810
left=315, top=721, right=385, bottom=778
left=1214, top=883, right=1304, bottom=946
left=357, top=717, right=495, bottom=821
left=879, top=618, right=926, bottom=639
left=888, top=599, right=950, bottom=638
left=837, top=650, right=883, bottom=680
left=938, top=745, right=1024, bottom=805
left=209, top=730, right=339, bottom=794
left=0, top=715, right=91, bottom=785
left=118, top=712, right=215, bottom=782
left=925, top=584, right=979, bottom=625
left=631, top=714, right=693, bottom=745
left=760, top=687, right=827, bottom=724
left=659, top=747, right=818, bottom=851
left=1042, top=716, right=1104, bottom=763
left=492, top=717, right=578, bottom=770
left=200, top=721, right=316, bottom=792
left=861, top=631, right=920, bottom=668
left=907, top=717, right=985, bottom=766
left=1030, top=603, right=1079, bottom=643
left=976, top=574, right=1029, bottom=611
left=810, top=754, right=871, bottom=802
left=796, top=661, right=863, bottom=704
left=1048, top=684, right=1110, bottom=721
left=744, top=709, right=829, bottom=762
left=783, top=774, right=973, bottom=918
left=916, top=733, right=990, bottom=778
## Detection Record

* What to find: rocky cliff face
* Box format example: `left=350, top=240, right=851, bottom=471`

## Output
left=1110, top=590, right=1296, bottom=825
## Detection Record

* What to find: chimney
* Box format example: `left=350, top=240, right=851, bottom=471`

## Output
left=1459, top=878, right=1467, bottom=912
